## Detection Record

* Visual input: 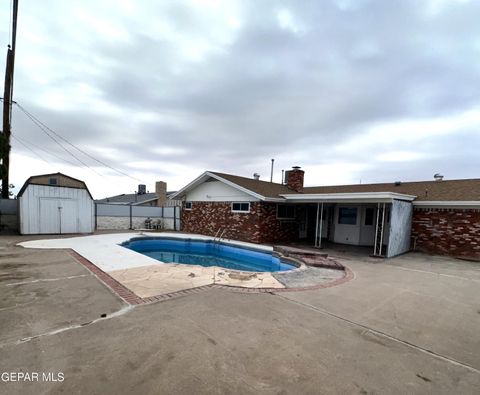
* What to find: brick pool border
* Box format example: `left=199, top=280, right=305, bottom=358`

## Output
left=69, top=249, right=354, bottom=306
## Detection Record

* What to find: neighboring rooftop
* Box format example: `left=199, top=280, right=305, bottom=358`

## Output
left=96, top=191, right=178, bottom=205
left=95, top=192, right=158, bottom=205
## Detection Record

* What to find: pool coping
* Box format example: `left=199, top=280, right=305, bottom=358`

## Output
left=70, top=248, right=354, bottom=306
left=121, top=235, right=306, bottom=273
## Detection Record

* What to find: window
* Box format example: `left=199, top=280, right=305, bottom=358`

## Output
left=48, top=177, right=57, bottom=185
left=231, top=202, right=250, bottom=213
left=185, top=202, right=192, bottom=210
left=364, top=208, right=374, bottom=226
left=338, top=207, right=357, bottom=225
left=277, top=204, right=295, bottom=219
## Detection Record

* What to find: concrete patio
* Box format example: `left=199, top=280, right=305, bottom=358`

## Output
left=0, top=233, right=479, bottom=394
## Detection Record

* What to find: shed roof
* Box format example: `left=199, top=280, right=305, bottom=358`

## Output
left=18, top=173, right=93, bottom=199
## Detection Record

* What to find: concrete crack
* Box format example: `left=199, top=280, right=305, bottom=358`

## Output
left=0, top=305, right=134, bottom=349
left=275, top=293, right=480, bottom=375
left=4, top=274, right=90, bottom=287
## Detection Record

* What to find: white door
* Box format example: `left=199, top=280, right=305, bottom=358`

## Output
left=39, top=198, right=60, bottom=234
left=39, top=198, right=79, bottom=234
left=59, top=199, right=78, bottom=233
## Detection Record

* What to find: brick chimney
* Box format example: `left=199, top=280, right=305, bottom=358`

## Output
left=286, top=166, right=304, bottom=192
left=155, top=181, right=167, bottom=206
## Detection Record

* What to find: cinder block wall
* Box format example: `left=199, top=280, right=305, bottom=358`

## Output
left=96, top=216, right=174, bottom=230
left=411, top=208, right=480, bottom=259
left=181, top=202, right=298, bottom=244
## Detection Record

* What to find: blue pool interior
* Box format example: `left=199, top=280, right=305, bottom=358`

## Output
left=121, top=238, right=296, bottom=272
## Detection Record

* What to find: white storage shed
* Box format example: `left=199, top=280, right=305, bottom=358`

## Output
left=18, top=172, right=94, bottom=235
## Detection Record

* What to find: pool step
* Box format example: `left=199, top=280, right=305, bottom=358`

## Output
left=274, top=246, right=344, bottom=271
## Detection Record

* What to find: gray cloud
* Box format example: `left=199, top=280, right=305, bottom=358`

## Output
left=2, top=0, right=480, bottom=197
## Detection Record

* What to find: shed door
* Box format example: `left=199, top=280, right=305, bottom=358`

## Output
left=39, top=199, right=60, bottom=234
left=59, top=199, right=78, bottom=233
left=39, top=198, right=79, bottom=234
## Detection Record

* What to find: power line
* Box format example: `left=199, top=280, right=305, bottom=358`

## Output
left=11, top=134, right=54, bottom=168
left=3, top=98, right=148, bottom=184
left=12, top=132, right=79, bottom=167
left=14, top=102, right=145, bottom=183
left=14, top=103, right=105, bottom=177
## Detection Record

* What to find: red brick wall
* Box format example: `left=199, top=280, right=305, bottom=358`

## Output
left=181, top=201, right=298, bottom=244
left=412, top=208, right=480, bottom=259
left=286, top=169, right=304, bottom=192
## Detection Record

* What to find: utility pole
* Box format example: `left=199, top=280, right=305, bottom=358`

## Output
left=1, top=0, right=19, bottom=198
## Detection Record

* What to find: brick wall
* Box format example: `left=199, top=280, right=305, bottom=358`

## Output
left=412, top=208, right=480, bottom=259
left=286, top=168, right=304, bottom=192
left=181, top=201, right=298, bottom=244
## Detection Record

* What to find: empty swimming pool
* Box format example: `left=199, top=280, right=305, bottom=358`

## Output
left=121, top=238, right=296, bottom=272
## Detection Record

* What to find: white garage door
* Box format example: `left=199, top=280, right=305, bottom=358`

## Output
left=39, top=198, right=79, bottom=234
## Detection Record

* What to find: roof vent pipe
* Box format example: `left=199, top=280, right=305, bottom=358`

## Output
left=270, top=159, right=274, bottom=183
left=253, top=173, right=260, bottom=180
left=434, top=173, right=444, bottom=182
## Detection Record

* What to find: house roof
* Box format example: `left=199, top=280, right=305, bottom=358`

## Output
left=301, top=178, right=480, bottom=202
left=174, top=170, right=480, bottom=203
left=210, top=172, right=294, bottom=199
left=17, top=172, right=93, bottom=199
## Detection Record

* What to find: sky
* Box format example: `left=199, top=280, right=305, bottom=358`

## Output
left=1, top=0, right=479, bottom=199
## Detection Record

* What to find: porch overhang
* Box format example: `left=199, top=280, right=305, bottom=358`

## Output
left=280, top=192, right=416, bottom=204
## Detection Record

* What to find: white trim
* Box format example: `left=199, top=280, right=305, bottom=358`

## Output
left=413, top=201, right=480, bottom=209
left=170, top=171, right=267, bottom=201
left=264, top=197, right=286, bottom=202
left=231, top=202, right=250, bottom=213
left=280, top=192, right=416, bottom=203
left=209, top=173, right=265, bottom=200
left=169, top=172, right=211, bottom=200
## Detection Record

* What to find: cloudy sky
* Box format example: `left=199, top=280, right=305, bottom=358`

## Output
left=1, top=0, right=479, bottom=198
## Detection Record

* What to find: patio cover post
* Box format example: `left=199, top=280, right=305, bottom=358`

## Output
left=379, top=202, right=386, bottom=255
left=318, top=202, right=324, bottom=249
left=374, top=203, right=380, bottom=256
left=374, top=202, right=386, bottom=256
left=315, top=203, right=319, bottom=247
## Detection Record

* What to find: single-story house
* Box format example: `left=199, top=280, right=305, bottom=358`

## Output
left=96, top=182, right=181, bottom=207
left=18, top=172, right=94, bottom=234
left=171, top=167, right=480, bottom=259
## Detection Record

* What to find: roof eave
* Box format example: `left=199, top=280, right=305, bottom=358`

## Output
left=413, top=201, right=480, bottom=208
left=170, top=171, right=268, bottom=201
left=280, top=192, right=417, bottom=203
